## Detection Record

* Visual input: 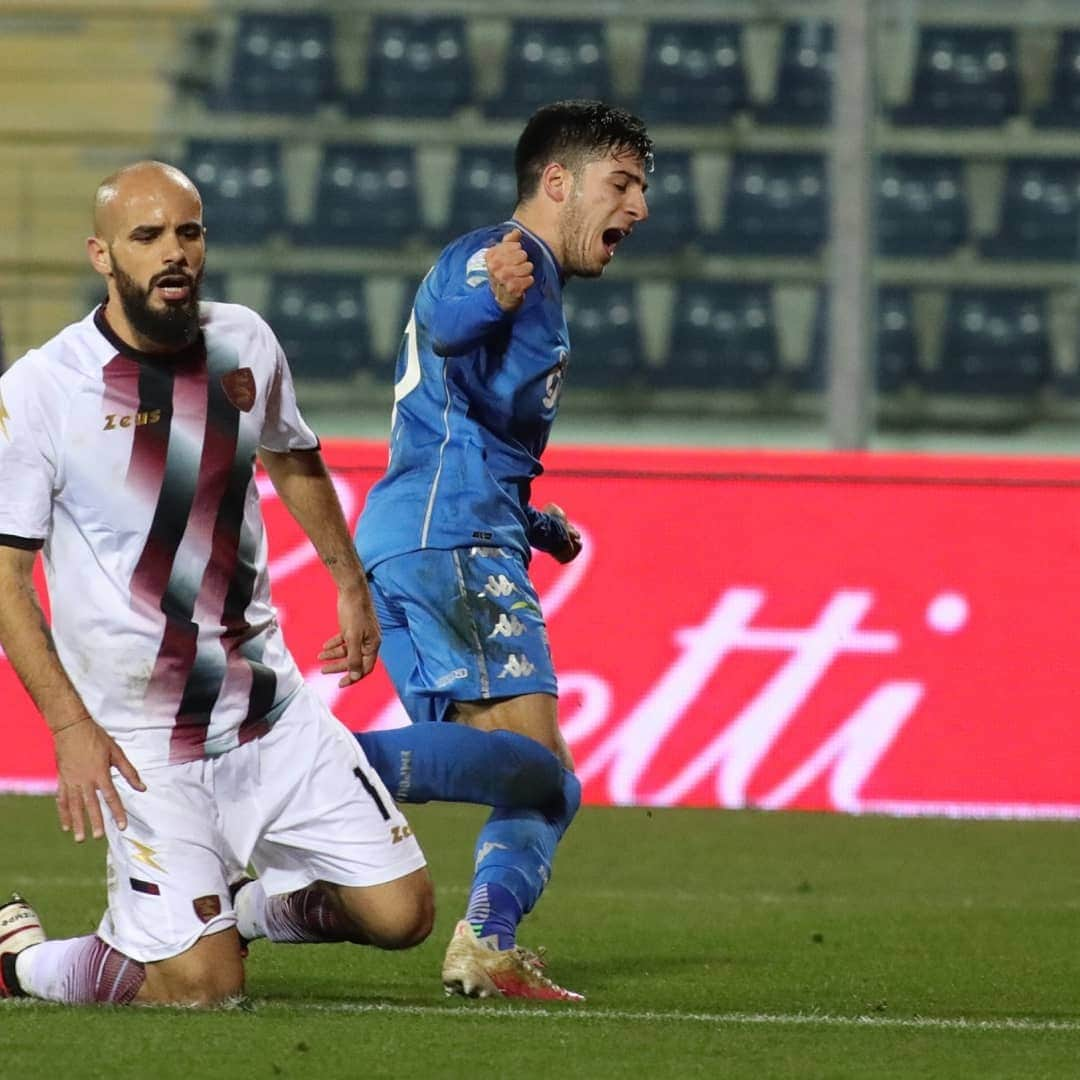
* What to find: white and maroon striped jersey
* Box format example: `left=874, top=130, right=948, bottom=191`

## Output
left=0, top=301, right=318, bottom=768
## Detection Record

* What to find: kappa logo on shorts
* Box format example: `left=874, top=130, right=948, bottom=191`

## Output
left=221, top=368, right=256, bottom=412
left=480, top=574, right=516, bottom=598
left=497, top=654, right=536, bottom=679
left=469, top=546, right=510, bottom=559
left=489, top=613, right=528, bottom=639
left=192, top=895, right=222, bottom=923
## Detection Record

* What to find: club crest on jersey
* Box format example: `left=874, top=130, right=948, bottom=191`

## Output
left=192, top=895, right=222, bottom=923
left=465, top=248, right=489, bottom=288
left=221, top=368, right=256, bottom=412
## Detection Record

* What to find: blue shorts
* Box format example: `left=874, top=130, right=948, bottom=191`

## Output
left=368, top=546, right=558, bottom=724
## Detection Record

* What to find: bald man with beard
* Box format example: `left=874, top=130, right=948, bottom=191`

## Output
left=0, top=162, right=434, bottom=1008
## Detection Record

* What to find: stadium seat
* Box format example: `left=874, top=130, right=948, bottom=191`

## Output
left=798, top=289, right=919, bottom=393
left=1035, top=31, right=1080, bottom=128
left=892, top=27, right=1020, bottom=127
left=300, top=144, right=420, bottom=248
left=877, top=157, right=968, bottom=256
left=709, top=154, right=828, bottom=256
left=757, top=20, right=834, bottom=127
left=875, top=289, right=920, bottom=392
left=635, top=21, right=748, bottom=125
left=562, top=280, right=644, bottom=388
left=981, top=158, right=1080, bottom=260
left=486, top=20, right=611, bottom=119
left=624, top=151, right=697, bottom=254
left=667, top=282, right=779, bottom=390
left=442, top=147, right=519, bottom=242
left=266, top=274, right=373, bottom=380
left=211, top=13, right=337, bottom=114
left=182, top=140, right=286, bottom=245
left=932, top=290, right=1050, bottom=395
left=350, top=15, right=471, bottom=118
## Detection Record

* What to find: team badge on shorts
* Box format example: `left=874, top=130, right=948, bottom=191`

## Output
left=221, top=368, right=256, bottom=412
left=192, top=895, right=222, bottom=923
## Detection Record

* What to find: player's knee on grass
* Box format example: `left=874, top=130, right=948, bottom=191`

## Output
left=139, top=928, right=245, bottom=1006
left=336, top=868, right=435, bottom=951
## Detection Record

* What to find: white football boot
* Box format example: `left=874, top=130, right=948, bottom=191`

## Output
left=441, top=919, right=584, bottom=1002
left=0, top=894, right=46, bottom=998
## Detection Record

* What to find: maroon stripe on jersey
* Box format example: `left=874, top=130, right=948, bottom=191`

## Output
left=126, top=362, right=183, bottom=613
left=167, top=356, right=244, bottom=761
left=101, top=353, right=141, bottom=418
left=168, top=346, right=273, bottom=761
left=126, top=356, right=207, bottom=726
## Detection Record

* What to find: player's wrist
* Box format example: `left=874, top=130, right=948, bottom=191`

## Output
left=335, top=574, right=371, bottom=598
left=49, top=713, right=93, bottom=737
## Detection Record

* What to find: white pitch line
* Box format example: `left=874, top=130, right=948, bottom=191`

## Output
left=5, top=997, right=1079, bottom=1032
left=260, top=1001, right=1080, bottom=1033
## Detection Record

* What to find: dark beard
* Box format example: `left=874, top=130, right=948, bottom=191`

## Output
left=112, top=260, right=202, bottom=349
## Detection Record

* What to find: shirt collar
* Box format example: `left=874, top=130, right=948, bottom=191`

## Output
left=508, top=219, right=564, bottom=285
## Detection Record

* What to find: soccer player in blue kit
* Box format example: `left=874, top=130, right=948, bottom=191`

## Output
left=320, top=100, right=652, bottom=1000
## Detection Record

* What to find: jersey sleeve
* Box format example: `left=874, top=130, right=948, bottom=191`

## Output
left=427, top=237, right=515, bottom=357
left=0, top=353, right=60, bottom=546
left=258, top=322, right=320, bottom=452
left=524, top=504, right=571, bottom=554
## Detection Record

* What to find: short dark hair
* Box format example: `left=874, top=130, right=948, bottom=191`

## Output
left=514, top=99, right=654, bottom=203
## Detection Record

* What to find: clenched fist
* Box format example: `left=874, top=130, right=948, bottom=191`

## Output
left=485, top=228, right=534, bottom=312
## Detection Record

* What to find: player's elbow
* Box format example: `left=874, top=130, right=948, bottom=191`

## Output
left=431, top=335, right=469, bottom=359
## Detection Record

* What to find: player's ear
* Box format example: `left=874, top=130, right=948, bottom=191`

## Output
left=87, top=235, right=112, bottom=277
left=541, top=162, right=568, bottom=204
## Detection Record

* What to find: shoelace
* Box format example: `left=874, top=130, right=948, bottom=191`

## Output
left=510, top=946, right=579, bottom=996
left=515, top=944, right=548, bottom=970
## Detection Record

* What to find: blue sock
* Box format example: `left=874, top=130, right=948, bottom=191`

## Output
left=465, top=769, right=582, bottom=947
left=356, top=725, right=563, bottom=808
left=465, top=883, right=521, bottom=950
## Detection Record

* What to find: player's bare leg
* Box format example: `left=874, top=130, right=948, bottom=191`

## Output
left=233, top=868, right=434, bottom=951
left=2, top=894, right=242, bottom=1007
left=136, top=927, right=245, bottom=1005
left=455, top=692, right=574, bottom=771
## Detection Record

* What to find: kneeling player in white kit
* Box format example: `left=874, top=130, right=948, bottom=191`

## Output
left=0, top=162, right=432, bottom=1006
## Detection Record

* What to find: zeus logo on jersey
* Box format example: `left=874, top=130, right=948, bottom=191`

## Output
left=103, top=410, right=162, bottom=431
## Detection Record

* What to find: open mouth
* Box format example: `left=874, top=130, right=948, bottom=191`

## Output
left=602, top=227, right=629, bottom=259
left=153, top=273, right=194, bottom=302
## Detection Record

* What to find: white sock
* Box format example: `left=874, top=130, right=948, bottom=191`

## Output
left=15, top=935, right=143, bottom=1004
left=234, top=880, right=268, bottom=942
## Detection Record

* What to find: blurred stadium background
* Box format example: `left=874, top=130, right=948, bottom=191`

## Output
left=4, top=0, right=1080, bottom=453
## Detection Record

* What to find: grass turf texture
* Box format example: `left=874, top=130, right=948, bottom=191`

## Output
left=3, top=795, right=1080, bottom=1078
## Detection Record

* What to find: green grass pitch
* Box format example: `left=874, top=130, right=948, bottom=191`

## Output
left=3, top=794, right=1080, bottom=1078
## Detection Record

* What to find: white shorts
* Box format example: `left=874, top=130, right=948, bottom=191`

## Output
left=96, top=685, right=427, bottom=963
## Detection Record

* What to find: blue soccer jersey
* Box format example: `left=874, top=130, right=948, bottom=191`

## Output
left=356, top=221, right=571, bottom=571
